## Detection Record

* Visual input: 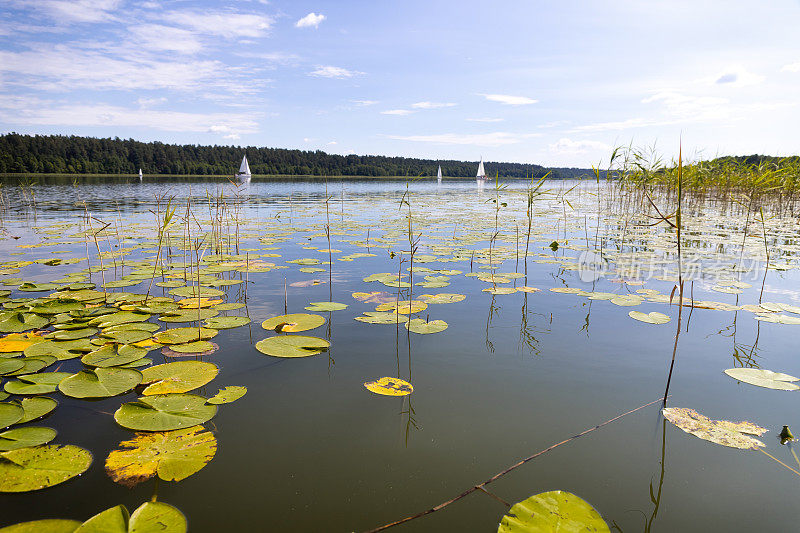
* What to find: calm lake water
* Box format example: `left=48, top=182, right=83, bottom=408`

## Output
left=1, top=176, right=799, bottom=531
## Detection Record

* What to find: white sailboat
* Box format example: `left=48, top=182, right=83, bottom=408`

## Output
left=236, top=155, right=251, bottom=182
left=138, top=168, right=143, bottom=181
left=436, top=165, right=442, bottom=183
left=476, top=157, right=487, bottom=180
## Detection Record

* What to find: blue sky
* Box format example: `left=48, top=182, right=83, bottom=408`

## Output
left=1, top=0, right=799, bottom=167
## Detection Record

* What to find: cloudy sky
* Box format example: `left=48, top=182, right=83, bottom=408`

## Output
left=1, top=0, right=799, bottom=167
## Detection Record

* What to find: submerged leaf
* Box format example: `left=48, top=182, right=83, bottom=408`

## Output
left=105, top=427, right=216, bottom=487
left=498, top=490, right=610, bottom=533
left=662, top=407, right=767, bottom=450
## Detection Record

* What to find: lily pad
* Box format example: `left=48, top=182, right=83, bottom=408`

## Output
left=0, top=444, right=93, bottom=492
left=159, top=309, right=219, bottom=323
left=165, top=341, right=216, bottom=354
left=17, top=397, right=58, bottom=423
left=0, top=519, right=81, bottom=532
left=628, top=311, right=671, bottom=324
left=207, top=386, right=247, bottom=405
left=0, top=333, right=46, bottom=353
left=105, top=426, right=217, bottom=486
left=375, top=300, right=427, bottom=314
left=75, top=501, right=186, bottom=533
left=417, top=293, right=466, bottom=304
left=24, top=339, right=93, bottom=360
left=4, top=373, right=72, bottom=395
left=261, top=313, right=325, bottom=333
left=81, top=344, right=147, bottom=368
left=0, top=359, right=24, bottom=376
left=169, top=286, right=224, bottom=298
left=723, top=368, right=800, bottom=391
left=114, top=394, right=217, bottom=432
left=405, top=319, right=448, bottom=334
left=662, top=407, right=767, bottom=450
left=0, top=312, right=49, bottom=333
left=354, top=312, right=408, bottom=325
left=59, top=368, right=143, bottom=399
left=254, top=335, right=330, bottom=358
left=153, top=327, right=217, bottom=345
left=364, top=377, right=413, bottom=396
left=203, top=316, right=251, bottom=329
left=303, top=302, right=349, bottom=312
left=498, top=490, right=610, bottom=533
left=0, top=427, right=57, bottom=451
left=0, top=403, right=24, bottom=429
left=140, top=361, right=218, bottom=395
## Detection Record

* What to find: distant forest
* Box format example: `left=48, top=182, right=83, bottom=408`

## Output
left=0, top=133, right=593, bottom=179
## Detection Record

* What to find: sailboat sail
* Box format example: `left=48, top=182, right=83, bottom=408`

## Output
left=437, top=165, right=442, bottom=181
left=138, top=168, right=143, bottom=179
left=238, top=155, right=251, bottom=176
left=476, top=158, right=486, bottom=179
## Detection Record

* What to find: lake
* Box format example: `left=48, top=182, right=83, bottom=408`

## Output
left=1, top=176, right=799, bottom=532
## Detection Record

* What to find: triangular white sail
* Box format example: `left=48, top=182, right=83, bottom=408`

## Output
left=437, top=165, right=442, bottom=181
left=476, top=158, right=486, bottom=179
left=138, top=168, right=143, bottom=179
left=238, top=155, right=251, bottom=176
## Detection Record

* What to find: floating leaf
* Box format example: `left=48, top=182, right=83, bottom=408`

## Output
left=662, top=407, right=767, bottom=450
left=17, top=397, right=57, bottom=424
left=165, top=341, right=216, bottom=354
left=417, top=293, right=466, bottom=304
left=0, top=427, right=57, bottom=451
left=153, top=327, right=217, bottom=345
left=304, top=302, right=349, bottom=312
left=723, top=368, right=800, bottom=391
left=4, top=373, right=71, bottom=395
left=254, top=335, right=330, bottom=358
left=498, top=490, right=610, bottom=533
left=483, top=287, right=518, bottom=295
left=114, top=394, right=217, bottom=432
left=0, top=313, right=49, bottom=334
left=364, top=377, right=413, bottom=396
left=375, top=300, right=427, bottom=314
left=628, top=311, right=671, bottom=324
left=24, top=339, right=93, bottom=360
left=0, top=444, right=92, bottom=492
left=0, top=519, right=81, bottom=532
left=0, top=403, right=24, bottom=429
left=100, top=329, right=152, bottom=344
left=105, top=426, right=216, bottom=486
left=140, top=361, right=218, bottom=395
left=59, top=368, right=143, bottom=399
left=354, top=312, right=408, bottom=325
left=0, top=359, right=24, bottom=376
left=169, top=286, right=224, bottom=298
left=203, top=316, right=250, bottom=329
left=0, top=333, right=46, bottom=353
left=261, top=313, right=325, bottom=333
left=159, top=309, right=218, bottom=323
left=352, top=291, right=395, bottom=304
left=81, top=344, right=147, bottom=368
left=405, top=319, right=448, bottom=334
left=207, top=386, right=247, bottom=405
left=128, top=501, right=187, bottom=532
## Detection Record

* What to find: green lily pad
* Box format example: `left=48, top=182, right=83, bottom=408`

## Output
left=90, top=311, right=151, bottom=328
left=6, top=357, right=55, bottom=376
left=105, top=426, right=216, bottom=486
left=261, top=313, right=325, bottom=333
left=140, top=361, right=218, bottom=395
left=207, top=386, right=247, bottom=405
left=254, top=335, right=330, bottom=358
left=0, top=403, right=24, bottom=429
left=303, top=302, right=349, bottom=312
left=17, top=282, right=60, bottom=292
left=48, top=327, right=98, bottom=341
left=0, top=519, right=81, bottom=532
left=0, top=312, right=49, bottom=333
left=723, top=368, right=800, bottom=391
left=169, top=286, right=224, bottom=298
left=165, top=341, right=216, bottom=354
left=417, top=293, right=466, bottom=304
left=128, top=501, right=187, bottom=533
left=114, top=394, right=217, bottom=432
left=159, top=309, right=219, bottom=323
left=0, top=359, right=24, bottom=376
left=0, top=427, right=57, bottom=451
left=81, top=344, right=147, bottom=368
left=4, top=373, right=72, bottom=395
left=59, top=368, right=143, bottom=398
left=24, top=339, right=93, bottom=360
left=405, top=319, right=449, bottom=334
left=212, top=303, right=244, bottom=311
left=153, top=327, right=217, bottom=345
left=17, top=397, right=57, bottom=423
left=0, top=444, right=93, bottom=492
left=354, top=312, right=408, bottom=325
left=498, top=490, right=610, bottom=532
left=100, top=329, right=153, bottom=344
left=203, top=316, right=251, bottom=329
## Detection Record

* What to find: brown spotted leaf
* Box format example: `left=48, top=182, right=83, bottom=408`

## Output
left=662, top=407, right=767, bottom=450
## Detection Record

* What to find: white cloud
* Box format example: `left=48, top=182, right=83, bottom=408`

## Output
left=549, top=138, right=611, bottom=154
left=0, top=44, right=246, bottom=92
left=411, top=101, right=456, bottom=109
left=701, top=65, right=763, bottom=87
left=24, top=0, right=122, bottom=23
left=380, top=109, right=414, bottom=115
left=327, top=141, right=337, bottom=145
left=642, top=91, right=729, bottom=119
left=782, top=61, right=800, bottom=73
left=0, top=101, right=259, bottom=134
left=136, top=97, right=167, bottom=108
left=352, top=99, right=378, bottom=106
left=467, top=117, right=504, bottom=122
left=130, top=24, right=202, bottom=54
left=163, top=11, right=274, bottom=38
left=310, top=65, right=360, bottom=78
left=295, top=13, right=326, bottom=29
left=481, top=94, right=538, bottom=105
left=223, top=133, right=240, bottom=139
left=386, top=132, right=539, bottom=147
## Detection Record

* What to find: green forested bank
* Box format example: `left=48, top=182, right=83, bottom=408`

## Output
left=0, top=133, right=591, bottom=178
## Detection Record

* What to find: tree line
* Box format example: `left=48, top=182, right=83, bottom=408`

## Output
left=0, top=133, right=593, bottom=179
